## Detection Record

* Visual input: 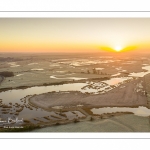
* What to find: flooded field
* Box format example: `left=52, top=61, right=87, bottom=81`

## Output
left=1, top=52, right=150, bottom=132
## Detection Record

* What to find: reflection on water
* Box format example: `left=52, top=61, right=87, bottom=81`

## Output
left=8, top=62, right=20, bottom=67
left=16, top=74, right=24, bottom=77
left=31, top=68, right=44, bottom=71
left=129, top=65, right=150, bottom=77
left=28, top=63, right=38, bottom=65
left=129, top=72, right=149, bottom=77
left=0, top=83, right=89, bottom=104
left=91, top=106, right=150, bottom=117
left=50, top=75, right=87, bottom=80
left=102, top=77, right=132, bottom=86
left=10, top=65, right=20, bottom=67
left=0, top=76, right=135, bottom=104
left=95, top=68, right=104, bottom=70
left=111, top=73, right=121, bottom=77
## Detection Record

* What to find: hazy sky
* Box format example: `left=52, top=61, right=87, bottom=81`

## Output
left=0, top=18, right=150, bottom=53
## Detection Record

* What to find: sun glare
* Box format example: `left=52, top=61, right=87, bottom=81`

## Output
left=114, top=46, right=122, bottom=52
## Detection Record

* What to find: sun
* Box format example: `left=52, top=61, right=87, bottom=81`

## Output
left=114, top=46, right=122, bottom=52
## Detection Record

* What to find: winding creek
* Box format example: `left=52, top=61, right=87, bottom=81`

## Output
left=0, top=80, right=150, bottom=120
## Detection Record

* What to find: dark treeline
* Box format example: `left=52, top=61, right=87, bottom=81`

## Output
left=0, top=57, right=22, bottom=62
left=0, top=71, right=14, bottom=77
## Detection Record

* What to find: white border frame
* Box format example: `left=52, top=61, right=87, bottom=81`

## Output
left=0, top=11, right=150, bottom=139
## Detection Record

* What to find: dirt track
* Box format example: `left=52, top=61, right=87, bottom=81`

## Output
left=30, top=78, right=147, bottom=109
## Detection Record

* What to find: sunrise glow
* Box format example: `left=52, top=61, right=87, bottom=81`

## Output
left=114, top=46, right=122, bottom=52
left=0, top=18, right=150, bottom=53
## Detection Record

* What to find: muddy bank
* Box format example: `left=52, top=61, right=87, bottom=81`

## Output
left=30, top=79, right=147, bottom=109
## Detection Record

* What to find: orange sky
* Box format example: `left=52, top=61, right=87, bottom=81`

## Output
left=0, top=18, right=150, bottom=53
